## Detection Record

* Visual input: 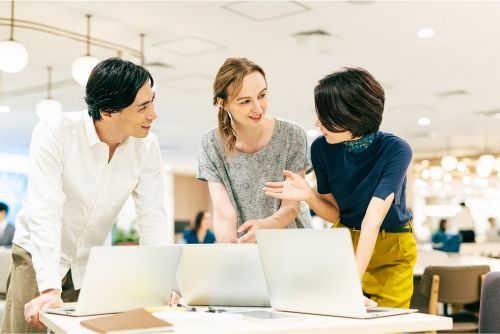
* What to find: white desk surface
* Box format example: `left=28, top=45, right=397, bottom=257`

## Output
left=414, top=250, right=500, bottom=276
left=459, top=242, right=500, bottom=256
left=41, top=308, right=452, bottom=334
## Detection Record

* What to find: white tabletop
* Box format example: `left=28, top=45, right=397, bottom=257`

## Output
left=41, top=307, right=452, bottom=334
left=414, top=250, right=500, bottom=276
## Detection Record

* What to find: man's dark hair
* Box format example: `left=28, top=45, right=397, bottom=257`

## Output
left=314, top=67, right=384, bottom=138
left=0, top=202, right=8, bottom=214
left=85, top=57, right=154, bottom=121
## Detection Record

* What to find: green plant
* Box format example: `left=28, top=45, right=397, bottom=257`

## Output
left=112, top=226, right=139, bottom=245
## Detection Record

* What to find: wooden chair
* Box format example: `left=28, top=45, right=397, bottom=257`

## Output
left=420, top=265, right=490, bottom=333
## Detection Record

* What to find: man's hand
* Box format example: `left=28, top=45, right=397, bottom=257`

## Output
left=24, top=289, right=63, bottom=329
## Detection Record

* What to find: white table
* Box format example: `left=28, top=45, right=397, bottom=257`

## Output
left=41, top=308, right=452, bottom=334
left=460, top=242, right=500, bottom=257
left=414, top=250, right=500, bottom=276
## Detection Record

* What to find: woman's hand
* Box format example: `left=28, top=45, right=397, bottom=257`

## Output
left=263, top=170, right=314, bottom=202
left=168, top=290, right=181, bottom=306
left=364, top=296, right=378, bottom=308
left=234, top=219, right=269, bottom=243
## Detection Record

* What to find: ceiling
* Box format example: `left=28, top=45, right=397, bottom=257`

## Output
left=1, top=1, right=500, bottom=173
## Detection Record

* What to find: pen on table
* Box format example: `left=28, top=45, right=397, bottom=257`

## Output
left=145, top=304, right=191, bottom=313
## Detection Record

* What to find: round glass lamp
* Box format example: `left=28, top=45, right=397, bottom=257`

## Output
left=36, top=98, right=63, bottom=122
left=441, top=155, right=458, bottom=171
left=0, top=40, right=28, bottom=73
left=72, top=55, right=100, bottom=86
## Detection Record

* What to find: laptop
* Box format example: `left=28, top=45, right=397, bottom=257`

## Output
left=46, top=245, right=182, bottom=316
left=177, top=244, right=270, bottom=307
left=256, top=229, right=418, bottom=318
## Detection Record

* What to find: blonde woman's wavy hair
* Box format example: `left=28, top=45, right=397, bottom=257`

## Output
left=212, top=58, right=266, bottom=157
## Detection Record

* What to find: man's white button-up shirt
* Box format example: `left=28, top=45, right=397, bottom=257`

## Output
left=14, top=111, right=169, bottom=292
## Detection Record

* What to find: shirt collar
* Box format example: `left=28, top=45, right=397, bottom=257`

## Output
left=83, top=111, right=132, bottom=148
left=341, top=132, right=376, bottom=155
left=83, top=112, right=101, bottom=146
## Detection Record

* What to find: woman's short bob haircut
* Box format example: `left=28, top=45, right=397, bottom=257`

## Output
left=85, top=57, right=154, bottom=121
left=314, top=67, right=384, bottom=138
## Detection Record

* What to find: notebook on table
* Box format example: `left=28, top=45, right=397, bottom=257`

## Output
left=80, top=308, right=173, bottom=333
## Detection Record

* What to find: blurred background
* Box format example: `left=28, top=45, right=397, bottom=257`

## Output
left=1, top=1, right=499, bottom=245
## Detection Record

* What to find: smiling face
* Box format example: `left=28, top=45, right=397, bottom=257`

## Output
left=223, top=71, right=268, bottom=128
left=108, top=82, right=157, bottom=138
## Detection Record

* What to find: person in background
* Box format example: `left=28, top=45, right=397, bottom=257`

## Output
left=450, top=202, right=475, bottom=233
left=431, top=219, right=461, bottom=252
left=183, top=211, right=216, bottom=244
left=432, top=218, right=450, bottom=245
left=198, top=57, right=310, bottom=244
left=2, top=58, right=169, bottom=333
left=0, top=202, right=15, bottom=247
left=263, top=67, right=416, bottom=308
left=486, top=217, right=500, bottom=242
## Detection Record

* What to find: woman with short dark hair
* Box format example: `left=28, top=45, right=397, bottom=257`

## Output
left=264, top=67, right=416, bottom=308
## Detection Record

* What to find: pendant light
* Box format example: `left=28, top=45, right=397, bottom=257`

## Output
left=36, top=66, right=62, bottom=121
left=139, top=33, right=145, bottom=66
left=71, top=14, right=100, bottom=86
left=441, top=138, right=457, bottom=171
left=477, top=137, right=495, bottom=178
left=0, top=73, right=11, bottom=113
left=0, top=0, right=29, bottom=73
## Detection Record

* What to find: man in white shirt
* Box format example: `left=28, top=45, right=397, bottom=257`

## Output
left=1, top=58, right=169, bottom=333
left=0, top=202, right=15, bottom=246
left=449, top=202, right=476, bottom=234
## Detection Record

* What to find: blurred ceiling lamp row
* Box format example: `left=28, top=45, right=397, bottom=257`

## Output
left=435, top=138, right=500, bottom=178
left=0, top=0, right=142, bottom=83
left=413, top=153, right=500, bottom=191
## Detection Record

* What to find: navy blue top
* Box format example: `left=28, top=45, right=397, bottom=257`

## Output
left=183, top=229, right=216, bottom=244
left=311, top=131, right=412, bottom=230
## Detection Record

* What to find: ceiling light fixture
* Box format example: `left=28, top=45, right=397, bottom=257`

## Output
left=477, top=154, right=495, bottom=178
left=0, top=0, right=28, bottom=73
left=36, top=66, right=62, bottom=121
left=418, top=117, right=431, bottom=126
left=417, top=28, right=435, bottom=39
left=71, top=14, right=100, bottom=86
left=139, top=33, right=145, bottom=66
left=441, top=138, right=457, bottom=171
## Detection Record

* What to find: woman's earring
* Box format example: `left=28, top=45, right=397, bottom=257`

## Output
left=227, top=111, right=233, bottom=122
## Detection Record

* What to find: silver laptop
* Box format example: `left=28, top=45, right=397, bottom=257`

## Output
left=177, top=244, right=270, bottom=307
left=256, top=229, right=418, bottom=319
left=46, top=245, right=182, bottom=316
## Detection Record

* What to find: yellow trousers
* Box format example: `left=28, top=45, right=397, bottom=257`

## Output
left=335, top=222, right=417, bottom=308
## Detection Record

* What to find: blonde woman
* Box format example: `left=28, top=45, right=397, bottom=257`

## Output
left=198, top=58, right=310, bottom=243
